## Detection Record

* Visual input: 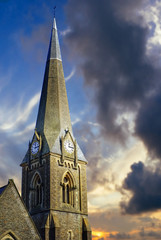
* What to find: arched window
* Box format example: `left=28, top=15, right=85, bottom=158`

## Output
left=30, top=173, right=43, bottom=210
left=62, top=172, right=75, bottom=206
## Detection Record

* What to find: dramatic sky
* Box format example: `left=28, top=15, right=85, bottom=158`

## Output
left=1, top=0, right=161, bottom=239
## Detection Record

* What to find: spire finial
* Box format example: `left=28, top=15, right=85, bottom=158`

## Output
left=54, top=6, right=56, bottom=18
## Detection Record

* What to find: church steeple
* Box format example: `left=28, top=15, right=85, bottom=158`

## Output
left=35, top=17, right=72, bottom=154
left=21, top=16, right=91, bottom=240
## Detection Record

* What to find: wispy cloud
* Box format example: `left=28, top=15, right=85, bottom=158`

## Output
left=0, top=92, right=40, bottom=131
left=60, top=28, right=71, bottom=37
left=0, top=92, right=40, bottom=189
left=13, top=122, right=35, bottom=137
left=65, top=68, right=75, bottom=81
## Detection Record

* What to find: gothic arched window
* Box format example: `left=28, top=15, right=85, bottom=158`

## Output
left=30, top=173, right=43, bottom=210
left=62, top=172, right=75, bottom=206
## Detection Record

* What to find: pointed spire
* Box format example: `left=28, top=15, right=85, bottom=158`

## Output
left=35, top=17, right=72, bottom=154
left=21, top=15, right=87, bottom=165
left=47, top=17, right=62, bottom=61
left=53, top=17, right=57, bottom=29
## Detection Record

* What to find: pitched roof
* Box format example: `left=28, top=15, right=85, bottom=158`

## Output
left=0, top=179, right=41, bottom=239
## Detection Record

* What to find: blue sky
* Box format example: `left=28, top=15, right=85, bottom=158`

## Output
left=2, top=0, right=161, bottom=239
left=0, top=0, right=88, bottom=162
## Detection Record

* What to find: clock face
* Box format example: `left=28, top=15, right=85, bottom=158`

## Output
left=31, top=141, right=40, bottom=155
left=64, top=140, right=74, bottom=154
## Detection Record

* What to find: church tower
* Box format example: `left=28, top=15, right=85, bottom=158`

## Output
left=20, top=17, right=91, bottom=240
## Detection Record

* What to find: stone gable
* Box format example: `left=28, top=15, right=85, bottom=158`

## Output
left=0, top=180, right=41, bottom=240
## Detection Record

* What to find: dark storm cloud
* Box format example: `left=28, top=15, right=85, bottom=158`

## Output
left=136, top=93, right=161, bottom=158
left=73, top=121, right=114, bottom=192
left=65, top=0, right=160, bottom=145
left=121, top=161, right=161, bottom=214
left=65, top=0, right=161, bottom=214
left=65, top=0, right=161, bottom=215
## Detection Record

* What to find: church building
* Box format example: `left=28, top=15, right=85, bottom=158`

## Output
left=0, top=17, right=91, bottom=240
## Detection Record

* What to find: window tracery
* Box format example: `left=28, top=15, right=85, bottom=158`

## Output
left=61, top=172, right=75, bottom=206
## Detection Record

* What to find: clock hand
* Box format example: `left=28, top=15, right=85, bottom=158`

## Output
left=68, top=143, right=74, bottom=148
